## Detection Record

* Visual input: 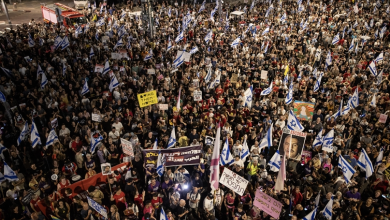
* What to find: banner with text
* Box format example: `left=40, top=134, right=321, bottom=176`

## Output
left=254, top=189, right=283, bottom=219
left=219, top=168, right=249, bottom=196
left=142, top=145, right=202, bottom=168
left=121, top=138, right=134, bottom=157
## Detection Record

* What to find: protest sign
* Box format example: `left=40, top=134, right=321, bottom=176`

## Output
left=92, top=113, right=102, bottom=122
left=137, top=90, right=158, bottom=108
left=94, top=64, right=104, bottom=73
left=183, top=52, right=191, bottom=62
left=101, top=163, right=112, bottom=175
left=121, top=138, right=134, bottom=157
left=111, top=53, right=120, bottom=60
left=119, top=49, right=128, bottom=58
left=147, top=69, right=156, bottom=74
left=193, top=91, right=202, bottom=101
left=231, top=73, right=238, bottom=83
left=254, top=189, right=283, bottom=219
left=143, top=145, right=202, bottom=167
left=293, top=101, right=315, bottom=121
left=219, top=168, right=249, bottom=196
left=205, top=136, right=215, bottom=146
left=380, top=114, right=388, bottom=123
left=278, top=130, right=307, bottom=161
left=87, top=196, right=108, bottom=218
left=159, top=104, right=168, bottom=110
left=261, top=70, right=268, bottom=79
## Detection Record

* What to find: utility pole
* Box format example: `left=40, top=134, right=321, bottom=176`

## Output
left=1, top=0, right=12, bottom=29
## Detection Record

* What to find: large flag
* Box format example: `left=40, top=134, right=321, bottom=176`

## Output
left=304, top=208, right=317, bottom=220
left=210, top=124, right=221, bottom=190
left=45, top=129, right=58, bottom=148
left=259, top=124, right=273, bottom=150
left=109, top=75, right=119, bottom=92
left=220, top=138, right=234, bottom=166
left=357, top=149, right=374, bottom=178
left=313, top=73, right=323, bottom=92
left=322, top=197, right=333, bottom=219
left=375, top=52, right=383, bottom=62
left=275, top=155, right=286, bottom=191
left=205, top=31, right=213, bottom=43
left=81, top=80, right=89, bottom=96
left=31, top=120, right=41, bottom=148
left=370, top=94, right=376, bottom=107
left=322, top=129, right=334, bottom=153
left=338, top=155, right=356, bottom=184
left=313, top=129, right=323, bottom=148
left=285, top=81, right=293, bottom=104
left=156, top=151, right=165, bottom=176
left=260, top=81, right=273, bottom=95
left=332, top=34, right=340, bottom=45
left=350, top=88, right=359, bottom=108
left=368, top=61, right=378, bottom=76
left=175, top=31, right=184, bottom=43
left=41, top=72, right=48, bottom=89
left=61, top=36, right=70, bottom=50
left=4, top=161, right=18, bottom=181
left=268, top=150, right=281, bottom=172
left=0, top=91, right=5, bottom=103
left=103, top=60, right=110, bottom=75
left=87, top=196, right=107, bottom=218
left=376, top=147, right=384, bottom=166
left=167, top=126, right=176, bottom=148
left=144, top=49, right=153, bottom=61
left=17, top=121, right=29, bottom=146
left=90, top=133, right=103, bottom=154
left=160, top=207, right=169, bottom=220
left=287, top=110, right=304, bottom=131
left=28, top=33, right=35, bottom=47
left=240, top=139, right=250, bottom=162
left=244, top=85, right=253, bottom=108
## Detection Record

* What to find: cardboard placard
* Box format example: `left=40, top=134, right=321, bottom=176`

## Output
left=219, top=168, right=249, bottom=196
left=193, top=91, right=202, bottom=101
left=254, top=189, right=283, bottom=219
left=94, top=64, right=104, bottom=73
left=137, top=90, right=158, bottom=108
left=261, top=70, right=268, bottom=79
left=231, top=73, right=239, bottom=83
left=121, top=138, right=134, bottom=157
left=159, top=104, right=168, bottom=110
left=92, top=113, right=102, bottom=122
left=379, top=114, right=388, bottom=123
left=147, top=69, right=156, bottom=74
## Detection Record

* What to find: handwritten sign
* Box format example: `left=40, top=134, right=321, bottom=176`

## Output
left=137, top=90, right=158, bottom=108
left=159, top=104, right=168, bottom=110
left=380, top=114, right=388, bottom=123
left=121, top=138, right=134, bottom=157
left=254, top=189, right=283, bottom=219
left=219, top=168, right=249, bottom=196
left=231, top=73, right=238, bottom=83
left=193, top=91, right=202, bottom=101
left=92, top=113, right=102, bottom=122
left=147, top=69, right=156, bottom=74
left=261, top=70, right=268, bottom=79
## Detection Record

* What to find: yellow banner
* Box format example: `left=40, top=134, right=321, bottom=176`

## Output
left=284, top=65, right=289, bottom=76
left=137, top=90, right=158, bottom=108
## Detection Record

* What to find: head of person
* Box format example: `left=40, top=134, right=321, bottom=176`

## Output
left=283, top=135, right=299, bottom=159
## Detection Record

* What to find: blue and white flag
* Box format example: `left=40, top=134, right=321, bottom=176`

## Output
left=96, top=18, right=105, bottom=27
left=160, top=207, right=169, bottom=220
left=75, top=26, right=83, bottom=38
left=353, top=20, right=358, bottom=29
left=342, top=26, right=346, bottom=38
left=375, top=29, right=379, bottom=39
left=144, top=49, right=153, bottom=61
left=156, top=151, right=165, bottom=176
left=287, top=110, right=304, bottom=131
left=298, top=4, right=304, bottom=12
left=285, top=81, right=293, bottom=105
left=31, top=120, right=41, bottom=148
left=87, top=196, right=107, bottom=218
left=120, top=10, right=127, bottom=19
left=167, top=126, right=176, bottom=148
left=322, top=197, right=333, bottom=219
left=313, top=73, right=323, bottom=92
left=0, top=144, right=5, bottom=160
left=231, top=37, right=241, bottom=47
left=168, top=7, right=172, bottom=17
left=210, top=8, right=217, bottom=22
left=95, top=32, right=99, bottom=41
left=370, top=94, right=376, bottom=107
left=259, top=124, right=273, bottom=151
left=4, top=162, right=18, bottom=181
left=268, top=150, right=281, bottom=172
left=244, top=85, right=253, bottom=108
left=349, top=39, right=355, bottom=52
left=90, top=133, right=103, bottom=154
left=173, top=51, right=185, bottom=68
left=250, top=1, right=255, bottom=11
left=113, top=38, right=124, bottom=50
left=357, top=149, right=374, bottom=178
left=370, top=19, right=374, bottom=28
left=375, top=52, right=383, bottom=62
left=240, top=139, right=250, bottom=162
left=103, top=60, right=110, bottom=75
left=17, top=121, right=29, bottom=146
left=303, top=208, right=317, bottom=220
left=297, top=0, right=302, bottom=5
left=39, top=38, right=44, bottom=46
left=332, top=34, right=340, bottom=45
left=153, top=138, right=158, bottom=150
left=109, top=75, right=119, bottom=92
left=322, top=129, right=334, bottom=153
left=89, top=47, right=94, bottom=59
left=0, top=91, right=5, bottom=103
left=377, top=69, right=383, bottom=85
left=338, top=155, right=356, bottom=184
left=54, top=36, right=63, bottom=50
left=376, top=147, right=384, bottom=166
left=167, top=36, right=172, bottom=51
left=45, top=129, right=58, bottom=148
left=198, top=1, right=206, bottom=13
left=280, top=12, right=286, bottom=23
left=28, top=33, right=35, bottom=47
left=190, top=46, right=199, bottom=54
left=283, top=74, right=288, bottom=86
left=350, top=88, right=359, bottom=108
left=175, top=31, right=184, bottom=43
left=262, top=27, right=270, bottom=35
left=41, top=72, right=48, bottom=89
left=313, top=129, right=323, bottom=148
left=220, top=138, right=234, bottom=166
left=61, top=36, right=70, bottom=50
left=205, top=31, right=213, bottom=43
left=81, top=80, right=89, bottom=96
left=365, top=22, right=370, bottom=31
left=261, top=81, right=273, bottom=95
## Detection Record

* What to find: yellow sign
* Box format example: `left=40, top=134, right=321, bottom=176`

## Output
left=137, top=90, right=158, bottom=108
left=284, top=65, right=289, bottom=76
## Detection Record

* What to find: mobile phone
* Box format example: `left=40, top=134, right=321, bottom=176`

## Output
left=382, top=195, right=386, bottom=198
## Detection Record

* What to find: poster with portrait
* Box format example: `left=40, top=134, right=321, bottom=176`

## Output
left=293, top=101, right=315, bottom=121
left=101, top=163, right=112, bottom=175
left=277, top=130, right=307, bottom=161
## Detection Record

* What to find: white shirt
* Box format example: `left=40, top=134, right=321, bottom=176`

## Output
left=204, top=198, right=214, bottom=211
left=188, top=192, right=201, bottom=208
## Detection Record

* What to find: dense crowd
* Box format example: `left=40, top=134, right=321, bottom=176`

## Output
left=0, top=0, right=390, bottom=219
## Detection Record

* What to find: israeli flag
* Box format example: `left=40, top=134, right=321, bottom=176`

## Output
left=342, top=26, right=346, bottom=38
left=283, top=75, right=288, bottom=86
left=322, top=129, right=334, bottom=153
left=167, top=36, right=172, bottom=51
left=261, top=81, right=273, bottom=95
left=350, top=88, right=359, bottom=108
left=268, top=150, right=281, bottom=172
left=297, top=72, right=302, bottom=82
left=332, top=34, right=340, bottom=45
left=313, top=129, right=323, bottom=148
left=167, top=126, right=176, bottom=148
left=250, top=1, right=255, bottom=11
left=285, top=81, right=293, bottom=105
left=75, top=26, right=83, bottom=38
left=303, top=207, right=317, bottom=220
left=313, top=73, right=323, bottom=92
left=89, top=47, right=94, bottom=59
left=113, top=38, right=124, bottom=50
left=190, top=46, right=199, bottom=54
left=280, top=12, right=286, bottom=23
left=0, top=91, right=5, bottom=103
left=95, top=32, right=99, bottom=41
left=96, top=18, right=105, bottom=27
left=354, top=20, right=359, bottom=28
left=240, top=139, right=250, bottom=162
left=156, top=151, right=165, bottom=176
left=54, top=36, right=63, bottom=50
left=85, top=23, right=90, bottom=32
left=103, top=60, right=110, bottom=75
left=31, top=120, right=41, bottom=148
left=231, top=37, right=241, bottom=47
left=387, top=6, right=390, bottom=14
left=28, top=33, right=35, bottom=47
left=17, top=121, right=29, bottom=146
left=81, top=80, right=89, bottom=96
left=198, top=1, right=206, bottom=13
left=262, top=27, right=270, bottom=35
left=287, top=110, right=304, bottom=131
left=210, top=8, right=217, bottom=22
left=45, top=129, right=58, bottom=148
left=348, top=39, right=355, bottom=52
left=161, top=207, right=169, bottom=220
left=60, top=36, right=70, bottom=50
left=90, top=133, right=103, bottom=154
left=297, top=0, right=302, bottom=4
left=375, top=29, right=379, bottom=39
left=322, top=197, right=333, bottom=219
left=87, top=196, right=107, bottom=218
left=357, top=148, right=374, bottom=178
left=244, top=85, right=253, bottom=108
left=204, top=68, right=212, bottom=83
left=377, top=69, right=383, bottom=85
left=364, top=22, right=370, bottom=31
left=120, top=10, right=127, bottom=19
left=39, top=38, right=44, bottom=46
left=109, top=75, right=119, bottom=92
left=41, top=72, right=48, bottom=89
left=220, top=138, right=234, bottom=166
left=205, top=31, right=213, bottom=43
left=370, top=94, right=376, bottom=107
left=4, top=162, right=18, bottom=181
left=0, top=144, right=6, bottom=160
left=370, top=18, right=374, bottom=28
left=302, top=20, right=308, bottom=30
left=375, top=52, right=383, bottom=62
left=376, top=147, right=384, bottom=166
left=338, top=155, right=356, bottom=184
left=175, top=31, right=184, bottom=43
left=298, top=4, right=304, bottom=12
left=259, top=123, right=273, bottom=151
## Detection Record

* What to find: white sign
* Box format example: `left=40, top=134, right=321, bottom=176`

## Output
left=94, top=65, right=104, bottom=73
left=193, top=91, right=202, bottom=101
left=147, top=69, right=156, bottom=74
left=205, top=136, right=215, bottom=146
left=261, top=70, right=268, bottom=79
left=121, top=138, right=134, bottom=157
left=219, top=168, right=249, bottom=196
left=92, top=113, right=102, bottom=122
left=111, top=52, right=121, bottom=60
left=159, top=104, right=168, bottom=110
left=183, top=52, right=191, bottom=62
